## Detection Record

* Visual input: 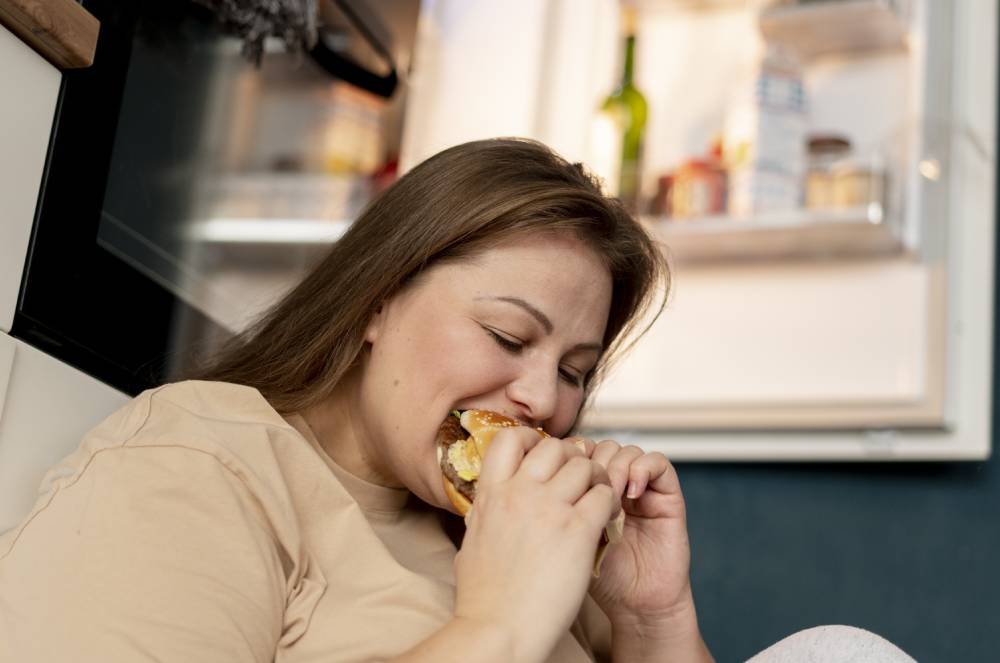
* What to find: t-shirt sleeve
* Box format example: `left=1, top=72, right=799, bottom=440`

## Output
left=0, top=445, right=287, bottom=663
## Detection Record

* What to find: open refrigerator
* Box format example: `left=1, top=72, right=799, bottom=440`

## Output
left=399, top=0, right=996, bottom=459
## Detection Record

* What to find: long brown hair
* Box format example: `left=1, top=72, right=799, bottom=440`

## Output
left=188, top=138, right=670, bottom=416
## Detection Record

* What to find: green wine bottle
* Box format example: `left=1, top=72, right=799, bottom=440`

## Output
left=600, top=8, right=647, bottom=212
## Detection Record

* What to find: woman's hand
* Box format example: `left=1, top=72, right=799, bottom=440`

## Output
left=577, top=439, right=699, bottom=635
left=452, top=428, right=620, bottom=663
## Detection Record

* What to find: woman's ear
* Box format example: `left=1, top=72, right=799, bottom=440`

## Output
left=364, top=304, right=385, bottom=344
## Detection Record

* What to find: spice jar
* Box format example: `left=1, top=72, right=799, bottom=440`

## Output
left=671, top=159, right=726, bottom=219
left=831, top=155, right=885, bottom=209
left=805, top=135, right=851, bottom=209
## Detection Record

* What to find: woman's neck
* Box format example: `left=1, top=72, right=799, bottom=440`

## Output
left=298, top=369, right=404, bottom=489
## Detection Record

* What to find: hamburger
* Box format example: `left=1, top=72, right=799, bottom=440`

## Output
left=437, top=409, right=625, bottom=577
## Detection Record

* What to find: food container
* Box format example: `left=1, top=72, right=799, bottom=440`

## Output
left=805, top=135, right=851, bottom=209
left=831, top=156, right=885, bottom=209
left=671, top=159, right=726, bottom=219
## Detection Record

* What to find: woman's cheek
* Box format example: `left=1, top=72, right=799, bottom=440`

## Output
left=448, top=332, right=518, bottom=397
left=548, top=385, right=584, bottom=437
left=461, top=339, right=516, bottom=390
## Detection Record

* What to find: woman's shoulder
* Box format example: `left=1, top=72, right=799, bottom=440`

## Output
left=0, top=381, right=312, bottom=660
left=135, top=379, right=289, bottom=431
left=88, top=379, right=290, bottom=447
left=35, top=380, right=301, bottom=507
left=3, top=380, right=321, bottom=558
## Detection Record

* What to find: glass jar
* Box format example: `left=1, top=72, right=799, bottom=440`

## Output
left=831, top=155, right=885, bottom=210
left=805, top=135, right=851, bottom=209
left=671, top=159, right=726, bottom=219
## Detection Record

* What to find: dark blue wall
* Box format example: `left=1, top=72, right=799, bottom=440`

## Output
left=682, top=458, right=998, bottom=661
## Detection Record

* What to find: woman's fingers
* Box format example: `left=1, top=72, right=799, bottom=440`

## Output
left=477, top=427, right=547, bottom=487
left=624, top=452, right=687, bottom=520
left=590, top=440, right=620, bottom=467
left=626, top=451, right=680, bottom=499
left=515, top=436, right=586, bottom=484
left=603, top=444, right=645, bottom=498
left=479, top=430, right=588, bottom=486
left=547, top=455, right=612, bottom=505
left=589, top=441, right=681, bottom=502
left=479, top=431, right=611, bottom=513
left=574, top=482, right=620, bottom=534
left=565, top=436, right=596, bottom=457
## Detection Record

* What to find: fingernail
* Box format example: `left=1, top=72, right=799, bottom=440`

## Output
left=627, top=481, right=639, bottom=499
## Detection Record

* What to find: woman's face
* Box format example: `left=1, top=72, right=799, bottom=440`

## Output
left=358, top=232, right=613, bottom=513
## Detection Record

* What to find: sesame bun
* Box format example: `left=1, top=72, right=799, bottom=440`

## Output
left=442, top=475, right=473, bottom=516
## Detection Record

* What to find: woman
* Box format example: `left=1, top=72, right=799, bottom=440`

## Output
left=0, top=138, right=712, bottom=662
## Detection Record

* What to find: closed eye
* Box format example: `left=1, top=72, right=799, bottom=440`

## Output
left=558, top=366, right=584, bottom=388
left=486, top=328, right=524, bottom=354
left=487, top=327, right=585, bottom=389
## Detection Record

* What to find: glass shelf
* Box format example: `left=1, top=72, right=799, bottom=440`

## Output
left=188, top=218, right=351, bottom=245
left=643, top=204, right=904, bottom=263
left=185, top=172, right=365, bottom=246
left=758, top=0, right=910, bottom=61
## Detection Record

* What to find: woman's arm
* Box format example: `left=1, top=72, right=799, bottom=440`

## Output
left=611, top=623, right=714, bottom=663
left=609, top=599, right=714, bottom=663
left=577, top=589, right=712, bottom=663
left=386, top=597, right=716, bottom=663
left=387, top=616, right=516, bottom=663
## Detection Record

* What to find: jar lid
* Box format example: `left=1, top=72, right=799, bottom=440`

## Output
left=808, top=135, right=851, bottom=155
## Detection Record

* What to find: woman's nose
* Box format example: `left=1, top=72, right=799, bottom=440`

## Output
left=505, top=363, right=558, bottom=426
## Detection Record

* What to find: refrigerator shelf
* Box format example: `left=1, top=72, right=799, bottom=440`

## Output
left=188, top=217, right=351, bottom=245
left=759, top=0, right=909, bottom=61
left=645, top=204, right=904, bottom=264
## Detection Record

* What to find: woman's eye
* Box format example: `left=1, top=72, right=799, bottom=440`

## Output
left=487, top=328, right=524, bottom=354
left=559, top=367, right=584, bottom=388
left=485, top=326, right=585, bottom=388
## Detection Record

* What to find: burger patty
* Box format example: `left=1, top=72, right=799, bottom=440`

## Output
left=442, top=451, right=477, bottom=502
left=438, top=415, right=478, bottom=502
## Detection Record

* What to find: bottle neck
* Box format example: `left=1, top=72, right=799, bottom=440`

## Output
left=621, top=34, right=636, bottom=87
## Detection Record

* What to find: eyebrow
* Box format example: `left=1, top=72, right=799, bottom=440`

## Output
left=477, top=296, right=604, bottom=354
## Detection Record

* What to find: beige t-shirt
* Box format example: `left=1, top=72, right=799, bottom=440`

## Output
left=0, top=380, right=611, bottom=662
